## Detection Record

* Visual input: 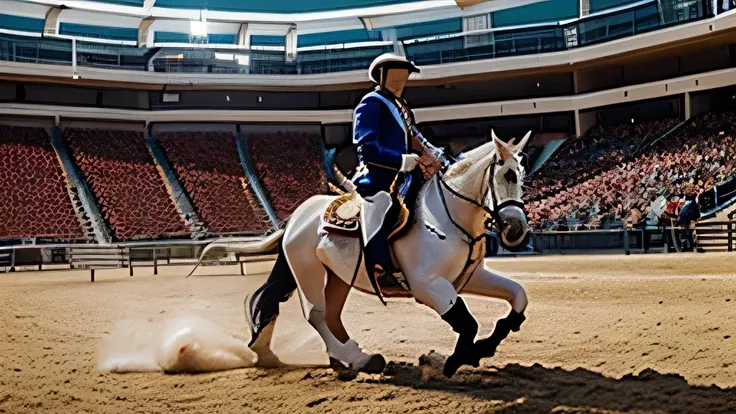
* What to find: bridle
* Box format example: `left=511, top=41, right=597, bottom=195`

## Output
left=436, top=158, right=526, bottom=240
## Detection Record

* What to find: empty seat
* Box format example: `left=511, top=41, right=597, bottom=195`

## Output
left=64, top=128, right=187, bottom=241
left=248, top=131, right=328, bottom=220
left=0, top=126, right=83, bottom=240
left=158, top=131, right=270, bottom=235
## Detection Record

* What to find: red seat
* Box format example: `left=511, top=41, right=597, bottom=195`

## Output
left=64, top=128, right=187, bottom=241
left=248, top=131, right=328, bottom=220
left=0, top=126, right=83, bottom=240
left=157, top=131, right=270, bottom=235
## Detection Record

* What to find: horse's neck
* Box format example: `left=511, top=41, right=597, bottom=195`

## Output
left=418, top=176, right=487, bottom=239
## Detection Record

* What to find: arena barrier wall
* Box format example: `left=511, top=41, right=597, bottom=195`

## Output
left=0, top=234, right=281, bottom=282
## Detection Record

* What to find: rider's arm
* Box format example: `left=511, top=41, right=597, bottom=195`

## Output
left=353, top=99, right=407, bottom=171
left=332, top=164, right=356, bottom=192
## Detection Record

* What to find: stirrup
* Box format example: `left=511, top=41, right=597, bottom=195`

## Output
left=374, top=265, right=411, bottom=293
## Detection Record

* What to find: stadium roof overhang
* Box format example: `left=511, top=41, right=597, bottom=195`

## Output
left=3, top=24, right=736, bottom=93
left=13, top=0, right=540, bottom=23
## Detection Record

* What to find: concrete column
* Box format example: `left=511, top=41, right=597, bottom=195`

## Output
left=286, top=24, right=297, bottom=62
left=44, top=7, right=62, bottom=35
left=684, top=92, right=692, bottom=120
left=71, top=38, right=77, bottom=77
left=575, top=109, right=597, bottom=137
left=580, top=0, right=590, bottom=16
left=138, top=18, right=155, bottom=47
left=237, top=23, right=250, bottom=47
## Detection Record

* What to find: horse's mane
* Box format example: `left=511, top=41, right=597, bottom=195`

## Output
left=444, top=143, right=496, bottom=181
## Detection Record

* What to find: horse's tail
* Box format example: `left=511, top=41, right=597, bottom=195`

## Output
left=246, top=239, right=297, bottom=347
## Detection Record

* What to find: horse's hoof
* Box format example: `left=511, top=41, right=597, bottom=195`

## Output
left=443, top=354, right=463, bottom=378
left=443, top=352, right=480, bottom=378
left=359, top=354, right=386, bottom=374
left=251, top=340, right=285, bottom=368
left=254, top=351, right=285, bottom=368
left=474, top=338, right=499, bottom=360
left=330, top=357, right=359, bottom=381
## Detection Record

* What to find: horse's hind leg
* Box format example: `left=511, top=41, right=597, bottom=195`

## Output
left=246, top=243, right=296, bottom=367
left=463, top=266, right=528, bottom=359
left=307, top=268, right=386, bottom=374
left=324, top=269, right=351, bottom=343
left=248, top=313, right=284, bottom=367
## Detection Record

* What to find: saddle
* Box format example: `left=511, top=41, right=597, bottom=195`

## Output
left=322, top=192, right=362, bottom=235
left=321, top=191, right=413, bottom=298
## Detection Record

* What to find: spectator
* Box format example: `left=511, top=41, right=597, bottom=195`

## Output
left=527, top=111, right=736, bottom=230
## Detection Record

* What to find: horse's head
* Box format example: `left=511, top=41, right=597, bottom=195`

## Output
left=443, top=130, right=531, bottom=252
left=488, top=130, right=531, bottom=252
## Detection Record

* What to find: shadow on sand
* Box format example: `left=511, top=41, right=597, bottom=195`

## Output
left=377, top=360, right=736, bottom=413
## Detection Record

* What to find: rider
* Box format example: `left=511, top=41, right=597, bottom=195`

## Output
left=353, top=53, right=444, bottom=278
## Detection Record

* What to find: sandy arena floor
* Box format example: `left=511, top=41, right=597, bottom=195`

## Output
left=1, top=253, right=735, bottom=413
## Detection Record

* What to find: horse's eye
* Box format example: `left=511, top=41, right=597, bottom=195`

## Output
left=504, top=169, right=517, bottom=184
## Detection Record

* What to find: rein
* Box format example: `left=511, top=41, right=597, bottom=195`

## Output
left=434, top=174, right=490, bottom=292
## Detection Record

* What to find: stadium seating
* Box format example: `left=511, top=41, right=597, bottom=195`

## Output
left=64, top=128, right=187, bottom=241
left=0, top=126, right=83, bottom=240
left=527, top=118, right=679, bottom=202
left=528, top=112, right=736, bottom=229
left=247, top=131, right=329, bottom=220
left=157, top=132, right=270, bottom=234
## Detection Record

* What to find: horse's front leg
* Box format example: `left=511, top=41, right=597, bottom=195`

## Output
left=462, top=266, right=527, bottom=360
left=410, top=275, right=480, bottom=377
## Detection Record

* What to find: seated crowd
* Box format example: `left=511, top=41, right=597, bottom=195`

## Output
left=527, top=118, right=679, bottom=201
left=0, top=126, right=83, bottom=240
left=64, top=128, right=187, bottom=241
left=527, top=111, right=736, bottom=230
left=248, top=131, right=329, bottom=220
left=157, top=132, right=271, bottom=235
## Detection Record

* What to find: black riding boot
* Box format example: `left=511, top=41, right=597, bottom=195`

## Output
left=364, top=225, right=397, bottom=276
left=474, top=310, right=526, bottom=359
left=441, top=297, right=480, bottom=377
left=364, top=200, right=400, bottom=277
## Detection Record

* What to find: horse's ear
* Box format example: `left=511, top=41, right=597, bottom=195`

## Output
left=493, top=131, right=513, bottom=161
left=514, top=131, right=532, bottom=153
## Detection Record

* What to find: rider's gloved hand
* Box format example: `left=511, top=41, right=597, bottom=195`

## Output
left=400, top=153, right=421, bottom=172
left=342, top=179, right=357, bottom=193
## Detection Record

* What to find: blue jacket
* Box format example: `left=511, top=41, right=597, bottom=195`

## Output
left=353, top=91, right=410, bottom=194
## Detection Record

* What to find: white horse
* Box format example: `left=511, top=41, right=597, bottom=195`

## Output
left=246, top=131, right=532, bottom=377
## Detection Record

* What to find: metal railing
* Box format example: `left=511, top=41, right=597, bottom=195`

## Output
left=0, top=0, right=713, bottom=75
left=405, top=0, right=708, bottom=65
left=0, top=235, right=280, bottom=281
